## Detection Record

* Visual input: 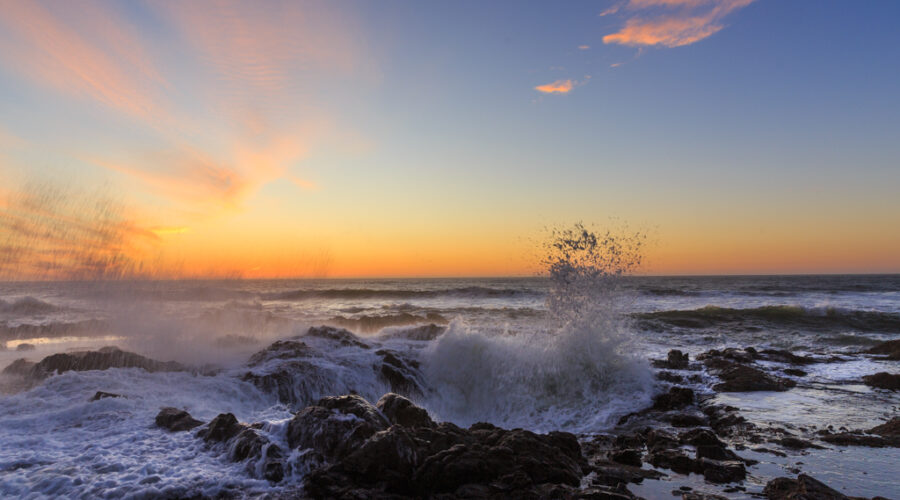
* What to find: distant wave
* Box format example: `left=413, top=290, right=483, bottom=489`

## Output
left=0, top=319, right=109, bottom=341
left=640, top=287, right=701, bottom=297
left=328, top=312, right=448, bottom=334
left=0, top=297, right=60, bottom=315
left=262, top=286, right=540, bottom=301
left=636, top=305, right=900, bottom=333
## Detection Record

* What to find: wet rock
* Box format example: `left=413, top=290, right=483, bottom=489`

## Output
left=24, top=347, right=183, bottom=380
left=15, top=343, right=35, bottom=352
left=647, top=449, right=700, bottom=475
left=90, top=391, right=122, bottom=401
left=862, top=372, right=900, bottom=391
left=758, top=349, right=817, bottom=365
left=701, top=405, right=751, bottom=436
left=763, top=474, right=850, bottom=500
left=819, top=432, right=895, bottom=448
left=669, top=413, right=708, bottom=428
left=610, top=448, right=643, bottom=467
left=240, top=360, right=321, bottom=406
left=197, top=413, right=284, bottom=482
left=376, top=393, right=434, bottom=428
left=699, top=348, right=757, bottom=365
left=652, top=387, right=695, bottom=411
left=695, top=445, right=742, bottom=462
left=1, top=358, right=36, bottom=376
left=246, top=339, right=313, bottom=366
left=698, top=458, right=746, bottom=484
left=286, top=394, right=389, bottom=460
left=301, top=394, right=588, bottom=499
left=782, top=368, right=807, bottom=377
left=712, top=364, right=795, bottom=392
left=653, top=349, right=690, bottom=369
left=775, top=436, right=825, bottom=450
left=866, top=339, right=900, bottom=360
left=305, top=326, right=369, bottom=348
left=376, top=349, right=425, bottom=396
left=155, top=407, right=203, bottom=432
left=646, top=429, right=679, bottom=452
left=869, top=417, right=900, bottom=437
left=680, top=429, right=725, bottom=448
left=682, top=493, right=728, bottom=500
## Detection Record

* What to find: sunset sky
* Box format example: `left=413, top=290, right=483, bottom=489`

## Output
left=1, top=0, right=899, bottom=278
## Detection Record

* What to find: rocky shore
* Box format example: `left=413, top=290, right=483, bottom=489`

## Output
left=4, top=328, right=898, bottom=499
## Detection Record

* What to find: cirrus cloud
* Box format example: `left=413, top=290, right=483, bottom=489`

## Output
left=602, top=0, right=754, bottom=48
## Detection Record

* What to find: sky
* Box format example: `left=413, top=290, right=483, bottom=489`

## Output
left=0, top=0, right=899, bottom=279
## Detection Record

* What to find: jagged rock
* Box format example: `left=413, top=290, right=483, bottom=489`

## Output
left=680, top=428, right=725, bottom=448
left=376, top=349, right=424, bottom=396
left=656, top=371, right=685, bottom=383
left=653, top=350, right=690, bottom=369
left=698, top=458, right=746, bottom=483
left=783, top=368, right=807, bottom=377
left=669, top=413, right=708, bottom=427
left=155, top=407, right=203, bottom=432
left=695, top=445, right=741, bottom=462
left=21, top=347, right=183, bottom=380
left=90, top=391, right=122, bottom=401
left=306, top=326, right=370, bottom=348
left=301, top=395, right=588, bottom=499
left=287, top=395, right=389, bottom=460
left=652, top=387, right=694, bottom=411
left=866, top=339, right=900, bottom=360
left=682, top=493, right=728, bottom=500
left=610, top=448, right=642, bottom=467
left=862, top=372, right=900, bottom=391
left=646, top=429, right=679, bottom=452
left=197, top=413, right=284, bottom=482
left=376, top=393, right=434, bottom=428
left=712, top=364, right=795, bottom=392
left=647, top=449, right=700, bottom=474
left=246, top=339, right=313, bottom=366
left=702, top=405, right=752, bottom=436
left=763, top=474, right=850, bottom=499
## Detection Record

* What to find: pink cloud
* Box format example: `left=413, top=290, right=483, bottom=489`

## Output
left=603, top=0, right=754, bottom=48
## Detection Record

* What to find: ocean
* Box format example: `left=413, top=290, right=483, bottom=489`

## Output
left=1, top=275, right=898, bottom=498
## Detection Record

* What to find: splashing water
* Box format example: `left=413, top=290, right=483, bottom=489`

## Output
left=421, top=223, right=653, bottom=433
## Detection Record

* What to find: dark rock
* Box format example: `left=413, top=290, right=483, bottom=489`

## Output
left=702, top=405, right=752, bottom=436
left=866, top=339, right=900, bottom=360
left=301, top=395, right=588, bottom=499
left=695, top=445, right=741, bottom=462
left=90, top=391, right=122, bottom=401
left=712, top=364, right=795, bottom=392
left=2, top=358, right=37, bottom=376
left=698, top=458, right=745, bottom=483
left=679, top=428, right=725, bottom=448
left=869, top=417, right=900, bottom=437
left=646, top=429, right=679, bottom=452
left=653, top=350, right=690, bottom=369
left=682, top=493, right=728, bottom=500
left=763, top=474, right=850, bottom=500
left=775, top=437, right=825, bottom=450
left=196, top=413, right=284, bottom=482
left=862, top=372, right=900, bottom=391
left=15, top=343, right=35, bottom=352
left=615, top=433, right=646, bottom=449
left=24, top=347, right=183, bottom=380
left=306, top=326, right=369, bottom=348
left=246, top=339, right=312, bottom=366
left=286, top=394, right=389, bottom=460
left=376, top=392, right=434, bottom=428
left=669, top=413, right=707, bottom=428
left=647, top=449, right=700, bottom=475
left=820, top=432, right=893, bottom=448
left=155, top=407, right=203, bottom=432
left=652, top=387, right=695, bottom=411
left=782, top=368, right=807, bottom=377
left=610, top=449, right=642, bottom=467
left=376, top=349, right=425, bottom=395
left=759, top=349, right=817, bottom=365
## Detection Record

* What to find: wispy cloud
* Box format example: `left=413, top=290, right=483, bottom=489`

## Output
left=578, top=45, right=591, bottom=50
left=603, top=0, right=754, bottom=48
left=535, top=80, right=575, bottom=94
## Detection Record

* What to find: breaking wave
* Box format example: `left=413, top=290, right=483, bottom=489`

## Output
left=0, top=297, right=60, bottom=316
left=420, top=224, right=654, bottom=432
